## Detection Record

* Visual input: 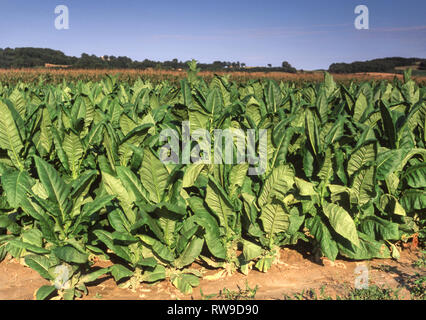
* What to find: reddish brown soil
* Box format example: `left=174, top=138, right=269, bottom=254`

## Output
left=0, top=246, right=424, bottom=300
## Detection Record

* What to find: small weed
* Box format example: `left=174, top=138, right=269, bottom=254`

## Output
left=413, top=251, right=426, bottom=269
left=217, top=281, right=258, bottom=300
left=409, top=273, right=425, bottom=300
left=283, top=285, right=333, bottom=300
left=341, top=285, right=401, bottom=300
left=199, top=288, right=216, bottom=300
left=373, top=264, right=393, bottom=272
left=283, top=291, right=306, bottom=300
left=283, top=284, right=401, bottom=300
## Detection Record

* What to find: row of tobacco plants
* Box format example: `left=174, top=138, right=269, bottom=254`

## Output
left=0, top=63, right=425, bottom=299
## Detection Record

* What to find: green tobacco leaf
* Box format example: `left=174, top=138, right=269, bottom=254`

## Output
left=265, top=80, right=281, bottom=112
left=376, top=148, right=405, bottom=180
left=174, top=237, right=204, bottom=269
left=63, top=288, right=75, bottom=300
left=347, top=142, right=375, bottom=178
left=171, top=273, right=199, bottom=294
left=389, top=242, right=400, bottom=260
left=8, top=239, right=49, bottom=254
left=93, top=229, right=133, bottom=263
left=79, top=195, right=114, bottom=221
left=380, top=194, right=406, bottom=216
left=294, top=177, right=316, bottom=196
left=36, top=285, right=57, bottom=300
left=116, top=166, right=150, bottom=203
left=111, top=231, right=137, bottom=242
left=139, top=149, right=169, bottom=203
left=303, top=147, right=314, bottom=178
left=271, top=126, right=298, bottom=168
left=8, top=88, right=26, bottom=118
left=138, top=235, right=174, bottom=262
left=353, top=93, right=367, bottom=123
left=334, top=148, right=347, bottom=185
left=141, top=265, right=166, bottom=283
left=258, top=165, right=294, bottom=207
left=102, top=171, right=136, bottom=224
left=188, top=109, right=209, bottom=132
left=350, top=166, right=375, bottom=206
left=1, top=169, right=34, bottom=208
left=337, top=232, right=391, bottom=260
left=63, top=130, right=83, bottom=178
left=34, top=156, right=71, bottom=218
left=110, top=264, right=134, bottom=282
left=19, top=197, right=56, bottom=241
left=306, top=215, right=338, bottom=261
left=205, top=87, right=221, bottom=114
left=53, top=246, right=89, bottom=264
left=189, top=197, right=226, bottom=260
left=131, top=206, right=164, bottom=240
left=324, top=117, right=344, bottom=146
left=403, top=163, right=426, bottom=188
left=138, top=257, right=157, bottom=268
left=260, top=202, right=290, bottom=244
left=51, top=126, right=70, bottom=173
left=359, top=216, right=399, bottom=241
left=158, top=213, right=178, bottom=249
left=205, top=177, right=235, bottom=236
left=182, top=163, right=205, bottom=188
left=255, top=256, right=274, bottom=273
left=400, top=189, right=426, bottom=213
left=324, top=72, right=337, bottom=97
left=25, top=255, right=53, bottom=280
left=243, top=240, right=263, bottom=261
left=108, top=209, right=132, bottom=233
left=305, top=109, right=319, bottom=155
left=380, top=102, right=397, bottom=149
left=20, top=228, right=43, bottom=248
left=318, top=149, right=333, bottom=184
left=228, top=163, right=249, bottom=199
left=0, top=99, right=24, bottom=169
left=70, top=170, right=97, bottom=199
left=80, top=267, right=111, bottom=284
left=0, top=216, right=12, bottom=229
left=288, top=208, right=305, bottom=235
left=316, top=90, right=328, bottom=124
left=323, top=202, right=360, bottom=247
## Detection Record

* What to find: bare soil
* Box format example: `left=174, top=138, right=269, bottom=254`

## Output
left=0, top=245, right=424, bottom=300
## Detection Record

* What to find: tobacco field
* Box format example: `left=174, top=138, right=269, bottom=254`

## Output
left=0, top=65, right=425, bottom=299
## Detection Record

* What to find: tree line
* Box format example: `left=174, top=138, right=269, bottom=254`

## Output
left=1, top=47, right=423, bottom=74
left=0, top=47, right=297, bottom=73
left=329, top=57, right=426, bottom=73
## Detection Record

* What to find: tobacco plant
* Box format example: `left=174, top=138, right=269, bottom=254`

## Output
left=0, top=66, right=424, bottom=298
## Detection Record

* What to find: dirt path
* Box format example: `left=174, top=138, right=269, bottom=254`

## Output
left=0, top=246, right=423, bottom=300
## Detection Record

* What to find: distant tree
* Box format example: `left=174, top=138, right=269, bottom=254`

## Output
left=0, top=47, right=77, bottom=68
left=74, top=53, right=107, bottom=69
left=281, top=61, right=289, bottom=68
left=280, top=61, right=297, bottom=73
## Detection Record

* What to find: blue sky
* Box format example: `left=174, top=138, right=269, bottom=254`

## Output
left=0, top=0, right=425, bottom=69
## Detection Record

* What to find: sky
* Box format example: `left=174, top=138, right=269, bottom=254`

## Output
left=0, top=0, right=425, bottom=70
